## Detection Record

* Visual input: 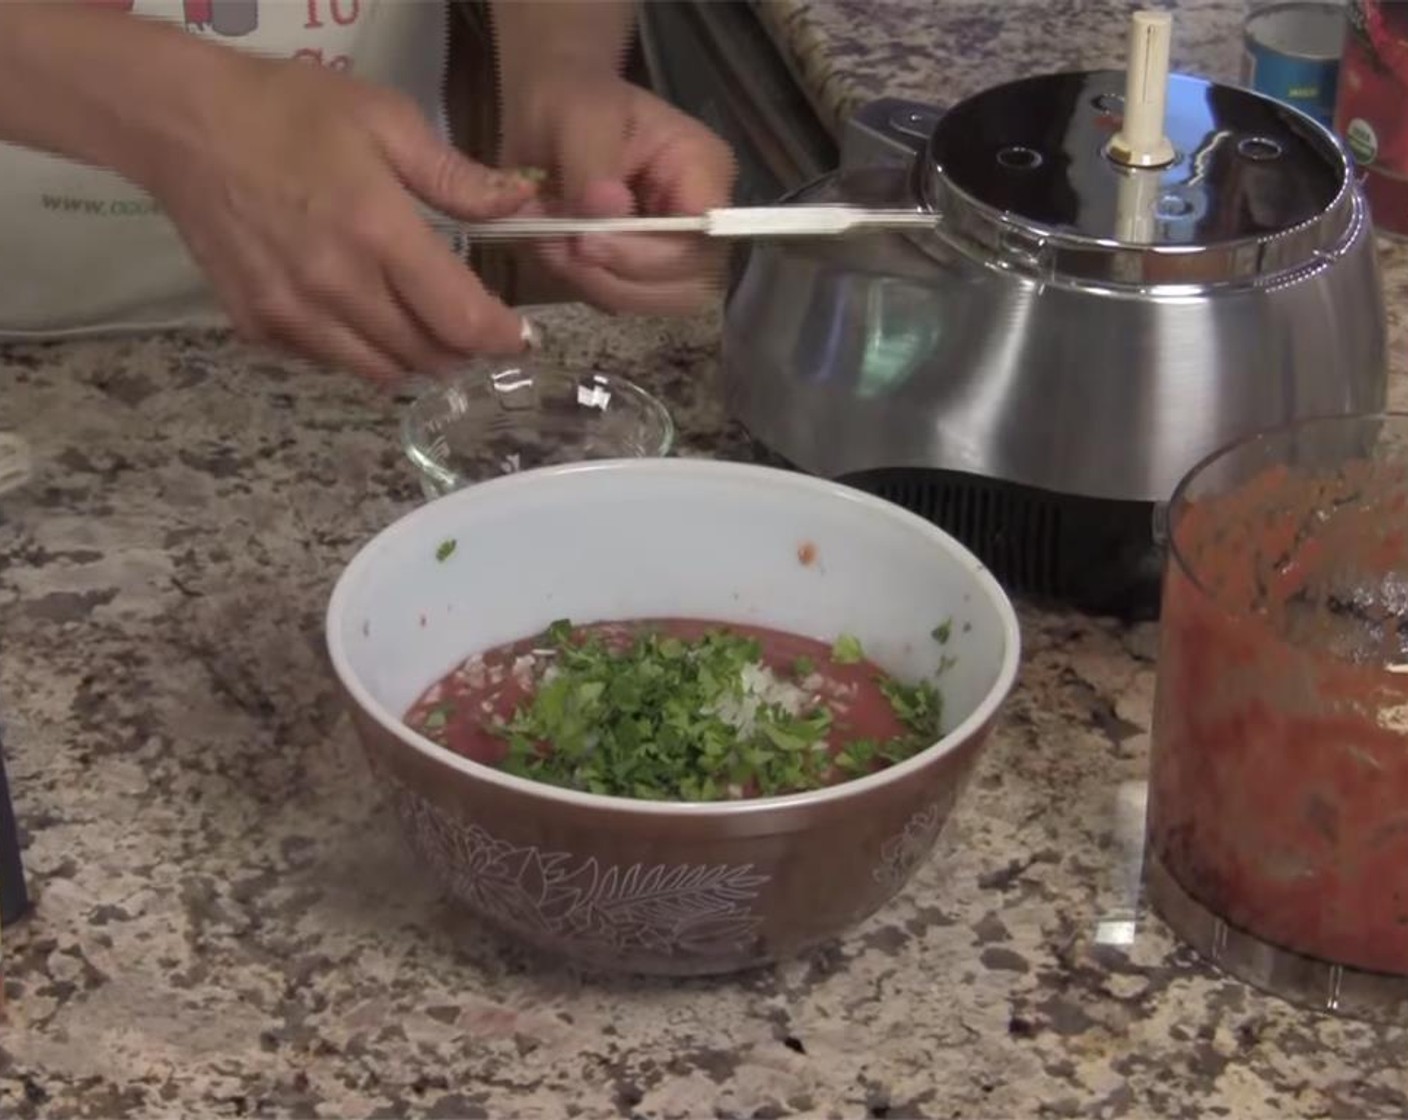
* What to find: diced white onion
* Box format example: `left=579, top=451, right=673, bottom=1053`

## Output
left=710, top=660, right=820, bottom=744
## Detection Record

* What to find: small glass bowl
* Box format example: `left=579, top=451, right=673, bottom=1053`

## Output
left=401, top=363, right=675, bottom=498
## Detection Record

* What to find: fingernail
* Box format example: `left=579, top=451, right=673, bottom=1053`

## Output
left=520, top=316, right=543, bottom=351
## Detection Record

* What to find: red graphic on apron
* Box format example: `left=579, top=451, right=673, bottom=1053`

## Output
left=302, top=0, right=360, bottom=28
left=81, top=0, right=260, bottom=36
left=79, top=1, right=357, bottom=73
left=184, top=0, right=259, bottom=37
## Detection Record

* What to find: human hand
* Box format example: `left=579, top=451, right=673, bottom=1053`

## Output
left=146, top=53, right=541, bottom=383
left=498, top=71, right=737, bottom=315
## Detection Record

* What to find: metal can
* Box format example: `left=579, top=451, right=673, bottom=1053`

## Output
left=1336, top=0, right=1408, bottom=238
left=1242, top=1, right=1348, bottom=126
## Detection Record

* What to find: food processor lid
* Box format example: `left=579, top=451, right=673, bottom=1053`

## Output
left=920, top=70, right=1356, bottom=286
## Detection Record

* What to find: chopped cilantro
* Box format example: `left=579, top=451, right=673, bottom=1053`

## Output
left=831, top=633, right=864, bottom=665
left=835, top=737, right=878, bottom=775
left=931, top=619, right=952, bottom=644
left=792, top=655, right=816, bottom=678
left=879, top=675, right=942, bottom=733
left=422, top=707, right=449, bottom=730
left=483, top=621, right=945, bottom=801
left=544, top=618, right=573, bottom=645
left=435, top=538, right=457, bottom=562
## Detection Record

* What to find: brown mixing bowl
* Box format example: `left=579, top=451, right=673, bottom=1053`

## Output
left=326, top=459, right=1021, bottom=975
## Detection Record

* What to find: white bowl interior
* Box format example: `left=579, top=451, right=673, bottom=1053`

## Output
left=330, top=460, right=1018, bottom=780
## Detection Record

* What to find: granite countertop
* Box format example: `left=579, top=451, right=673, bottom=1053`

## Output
left=2, top=295, right=1407, bottom=1119
left=3, top=3, right=1408, bottom=1116
left=756, top=0, right=1248, bottom=138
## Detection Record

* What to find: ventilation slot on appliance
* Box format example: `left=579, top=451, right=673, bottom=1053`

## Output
left=746, top=442, right=1164, bottom=619
left=865, top=471, right=1065, bottom=599
left=845, top=467, right=1164, bottom=619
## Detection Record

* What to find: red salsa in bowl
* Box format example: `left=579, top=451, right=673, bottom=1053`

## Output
left=404, top=618, right=947, bottom=801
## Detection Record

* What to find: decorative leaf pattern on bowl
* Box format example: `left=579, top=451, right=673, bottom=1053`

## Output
left=391, top=784, right=769, bottom=958
left=872, top=791, right=957, bottom=891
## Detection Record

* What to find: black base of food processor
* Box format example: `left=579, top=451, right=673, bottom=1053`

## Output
left=748, top=443, right=1165, bottom=621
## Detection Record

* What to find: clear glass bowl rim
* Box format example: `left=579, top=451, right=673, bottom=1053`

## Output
left=399, top=363, right=676, bottom=493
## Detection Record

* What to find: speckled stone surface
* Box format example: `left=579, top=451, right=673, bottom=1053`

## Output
left=755, top=0, right=1248, bottom=137
left=1, top=274, right=1407, bottom=1118
left=3, top=4, right=1408, bottom=1110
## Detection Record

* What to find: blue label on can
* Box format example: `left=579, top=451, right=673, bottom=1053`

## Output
left=1243, top=3, right=1346, bottom=126
left=1246, top=46, right=1341, bottom=125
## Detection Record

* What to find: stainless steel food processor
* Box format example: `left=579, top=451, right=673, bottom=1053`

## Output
left=721, top=13, right=1387, bottom=618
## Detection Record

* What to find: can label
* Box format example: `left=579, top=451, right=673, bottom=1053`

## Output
left=1336, top=0, right=1408, bottom=236
left=1243, top=2, right=1347, bottom=127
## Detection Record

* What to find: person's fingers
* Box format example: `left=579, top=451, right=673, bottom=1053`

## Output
left=210, top=201, right=527, bottom=374
left=572, top=178, right=635, bottom=218
left=269, top=307, right=405, bottom=384
left=645, top=128, right=737, bottom=214
left=207, top=214, right=508, bottom=380
left=323, top=275, right=465, bottom=377
left=551, top=81, right=633, bottom=207
left=558, top=262, right=718, bottom=316
left=533, top=231, right=724, bottom=310
left=544, top=165, right=726, bottom=291
left=385, top=219, right=529, bottom=356
left=572, top=231, right=727, bottom=285
left=267, top=214, right=468, bottom=376
left=369, top=94, right=541, bottom=220
left=161, top=72, right=545, bottom=382
left=541, top=120, right=735, bottom=293
left=531, top=176, right=622, bottom=293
